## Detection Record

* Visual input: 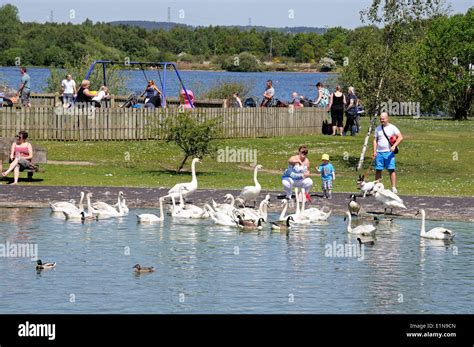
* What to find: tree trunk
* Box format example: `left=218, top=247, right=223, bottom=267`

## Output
left=177, top=155, right=189, bottom=173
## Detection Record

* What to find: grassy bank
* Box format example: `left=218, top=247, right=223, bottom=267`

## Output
left=8, top=117, right=473, bottom=197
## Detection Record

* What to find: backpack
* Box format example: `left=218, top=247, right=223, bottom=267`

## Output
left=244, top=97, right=257, bottom=107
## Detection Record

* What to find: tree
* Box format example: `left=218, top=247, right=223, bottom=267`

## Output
left=0, top=4, right=20, bottom=51
left=418, top=9, right=473, bottom=120
left=221, top=52, right=262, bottom=72
left=161, top=111, right=222, bottom=172
left=295, top=43, right=315, bottom=63
left=343, top=0, right=449, bottom=170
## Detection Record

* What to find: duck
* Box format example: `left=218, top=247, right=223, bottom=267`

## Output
left=373, top=216, right=394, bottom=225
left=344, top=211, right=376, bottom=236
left=133, top=264, right=155, bottom=273
left=63, top=209, right=97, bottom=221
left=348, top=194, right=361, bottom=216
left=166, top=158, right=201, bottom=200
left=416, top=209, right=455, bottom=240
left=357, top=237, right=375, bottom=246
left=237, top=216, right=265, bottom=231
left=137, top=197, right=165, bottom=223
left=50, top=192, right=85, bottom=213
left=271, top=216, right=294, bottom=231
left=372, top=183, right=406, bottom=214
left=36, top=259, right=56, bottom=270
left=237, top=164, right=262, bottom=207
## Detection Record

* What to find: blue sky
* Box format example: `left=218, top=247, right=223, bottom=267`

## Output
left=3, top=0, right=472, bottom=28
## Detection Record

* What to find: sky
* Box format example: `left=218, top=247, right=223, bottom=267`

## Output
left=2, top=0, right=472, bottom=28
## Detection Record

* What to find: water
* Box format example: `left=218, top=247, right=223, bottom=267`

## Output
left=0, top=207, right=472, bottom=314
left=0, top=66, right=334, bottom=102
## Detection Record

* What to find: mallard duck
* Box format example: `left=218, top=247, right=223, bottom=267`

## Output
left=133, top=264, right=155, bottom=273
left=348, top=194, right=361, bottom=216
left=416, top=209, right=455, bottom=240
left=270, top=216, right=294, bottom=231
left=237, top=216, right=265, bottom=231
left=36, top=259, right=56, bottom=270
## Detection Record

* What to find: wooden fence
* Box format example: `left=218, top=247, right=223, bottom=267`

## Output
left=0, top=106, right=326, bottom=140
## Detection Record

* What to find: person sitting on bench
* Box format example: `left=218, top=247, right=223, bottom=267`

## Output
left=1, top=131, right=36, bottom=185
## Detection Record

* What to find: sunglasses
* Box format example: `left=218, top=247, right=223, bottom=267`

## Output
left=299, top=151, right=308, bottom=155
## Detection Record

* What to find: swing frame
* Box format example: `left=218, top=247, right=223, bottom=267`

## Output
left=84, top=60, right=194, bottom=108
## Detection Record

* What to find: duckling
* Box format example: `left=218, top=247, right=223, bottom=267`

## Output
left=348, top=194, right=361, bottom=216
left=237, top=216, right=265, bottom=231
left=270, top=216, right=294, bottom=231
left=357, top=237, right=375, bottom=246
left=36, top=259, right=56, bottom=270
left=133, top=264, right=155, bottom=273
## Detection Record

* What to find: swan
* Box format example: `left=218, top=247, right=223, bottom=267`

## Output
left=113, top=192, right=129, bottom=215
left=204, top=204, right=239, bottom=227
left=416, top=209, right=455, bottom=240
left=85, top=192, right=100, bottom=216
left=344, top=211, right=376, bottom=235
left=285, top=187, right=311, bottom=224
left=236, top=195, right=270, bottom=221
left=299, top=188, right=331, bottom=222
left=348, top=194, right=361, bottom=216
left=94, top=195, right=126, bottom=219
left=171, top=187, right=209, bottom=219
left=271, top=216, right=294, bottom=231
left=166, top=158, right=201, bottom=199
left=372, top=183, right=406, bottom=214
left=133, top=264, right=155, bottom=273
left=36, top=260, right=56, bottom=270
left=278, top=199, right=289, bottom=221
left=137, top=198, right=165, bottom=223
left=92, top=191, right=124, bottom=214
left=212, top=194, right=237, bottom=214
left=238, top=164, right=262, bottom=207
left=50, top=192, right=84, bottom=213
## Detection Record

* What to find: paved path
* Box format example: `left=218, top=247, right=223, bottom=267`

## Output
left=0, top=185, right=473, bottom=222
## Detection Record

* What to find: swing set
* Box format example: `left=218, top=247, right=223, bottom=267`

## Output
left=84, top=60, right=194, bottom=108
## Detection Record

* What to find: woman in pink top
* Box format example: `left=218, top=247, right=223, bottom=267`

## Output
left=1, top=131, right=34, bottom=185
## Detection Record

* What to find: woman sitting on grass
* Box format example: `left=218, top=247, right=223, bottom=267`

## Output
left=1, top=131, right=35, bottom=185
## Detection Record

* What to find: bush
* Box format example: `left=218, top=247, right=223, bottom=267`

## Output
left=161, top=111, right=222, bottom=172
left=203, top=81, right=250, bottom=102
left=319, top=57, right=336, bottom=72
left=221, top=52, right=262, bottom=72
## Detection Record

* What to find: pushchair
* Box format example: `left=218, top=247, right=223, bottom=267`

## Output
left=120, top=94, right=140, bottom=108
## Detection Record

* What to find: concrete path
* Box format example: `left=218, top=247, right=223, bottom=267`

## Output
left=0, top=185, right=473, bottom=222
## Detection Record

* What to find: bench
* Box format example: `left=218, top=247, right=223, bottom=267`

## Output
left=0, top=137, right=47, bottom=180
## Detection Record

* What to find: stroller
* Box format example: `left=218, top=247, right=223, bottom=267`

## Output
left=120, top=94, right=140, bottom=108
left=244, top=97, right=257, bottom=107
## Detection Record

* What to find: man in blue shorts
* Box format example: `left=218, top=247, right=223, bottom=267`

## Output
left=373, top=112, right=404, bottom=193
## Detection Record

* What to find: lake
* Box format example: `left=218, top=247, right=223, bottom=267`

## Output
left=0, top=207, right=472, bottom=314
left=0, top=66, right=335, bottom=103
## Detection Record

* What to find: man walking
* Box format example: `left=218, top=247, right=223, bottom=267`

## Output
left=18, top=67, right=31, bottom=107
left=373, top=112, right=404, bottom=193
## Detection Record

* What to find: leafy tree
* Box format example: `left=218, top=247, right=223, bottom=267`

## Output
left=418, top=9, right=473, bottom=120
left=161, top=111, right=222, bottom=172
left=0, top=4, right=20, bottom=51
left=221, top=52, right=262, bottom=72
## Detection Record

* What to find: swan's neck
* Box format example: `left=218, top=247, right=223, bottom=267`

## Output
left=301, top=188, right=306, bottom=212
left=191, top=160, right=197, bottom=184
left=159, top=199, right=164, bottom=220
left=78, top=193, right=85, bottom=210
left=253, top=167, right=260, bottom=187
left=346, top=213, right=352, bottom=232
left=179, top=190, right=185, bottom=208
left=229, top=195, right=235, bottom=206
left=279, top=202, right=288, bottom=220
left=86, top=196, right=94, bottom=213
left=295, top=188, right=300, bottom=215
left=420, top=211, right=426, bottom=235
left=259, top=201, right=268, bottom=219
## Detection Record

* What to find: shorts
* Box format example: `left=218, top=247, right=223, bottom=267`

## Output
left=18, top=158, right=33, bottom=171
left=375, top=151, right=396, bottom=171
left=21, top=91, right=30, bottom=106
left=63, top=93, right=74, bottom=105
left=322, top=179, right=333, bottom=191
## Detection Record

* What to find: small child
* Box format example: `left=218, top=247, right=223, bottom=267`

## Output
left=317, top=154, right=335, bottom=198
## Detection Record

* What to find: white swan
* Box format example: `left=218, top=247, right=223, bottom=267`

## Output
left=299, top=188, right=331, bottom=222
left=238, top=164, right=262, bottom=207
left=166, top=158, right=201, bottom=199
left=236, top=194, right=270, bottom=221
left=417, top=209, right=455, bottom=240
left=278, top=199, right=289, bottom=221
left=50, top=192, right=84, bottom=213
left=93, top=191, right=124, bottom=214
left=344, top=211, right=376, bottom=235
left=170, top=187, right=209, bottom=219
left=372, top=183, right=406, bottom=214
left=137, top=198, right=165, bottom=223
left=93, top=194, right=125, bottom=219
left=113, top=192, right=129, bottom=215
left=287, top=187, right=311, bottom=224
left=204, top=204, right=238, bottom=227
left=212, top=194, right=236, bottom=214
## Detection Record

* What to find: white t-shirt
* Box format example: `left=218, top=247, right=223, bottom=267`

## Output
left=92, top=91, right=106, bottom=102
left=265, top=87, right=275, bottom=98
left=61, top=79, right=76, bottom=94
left=375, top=124, right=400, bottom=152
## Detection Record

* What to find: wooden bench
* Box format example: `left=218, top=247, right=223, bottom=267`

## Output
left=0, top=138, right=47, bottom=180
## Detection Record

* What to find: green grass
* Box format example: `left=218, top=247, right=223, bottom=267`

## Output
left=14, top=117, right=474, bottom=197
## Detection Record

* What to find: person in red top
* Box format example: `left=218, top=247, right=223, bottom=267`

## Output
left=1, top=131, right=34, bottom=185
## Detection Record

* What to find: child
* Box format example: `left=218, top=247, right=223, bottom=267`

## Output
left=92, top=86, right=110, bottom=108
left=317, top=154, right=335, bottom=198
